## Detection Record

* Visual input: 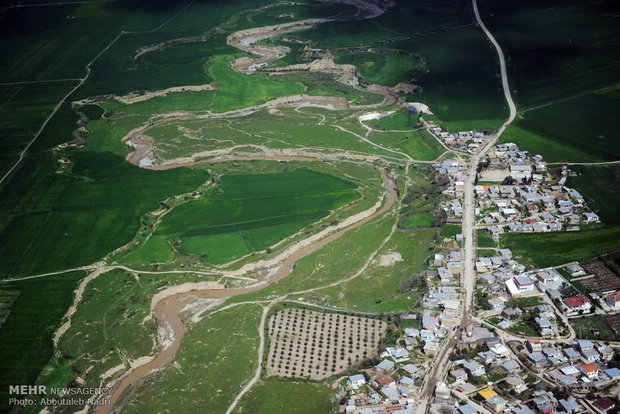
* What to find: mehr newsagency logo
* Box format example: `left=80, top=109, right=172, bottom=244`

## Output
left=8, top=385, right=111, bottom=407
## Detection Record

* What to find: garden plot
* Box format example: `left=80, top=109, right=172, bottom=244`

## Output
left=579, top=261, right=620, bottom=293
left=266, top=308, right=387, bottom=380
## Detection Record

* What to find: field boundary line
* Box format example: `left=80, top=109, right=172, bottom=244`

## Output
left=0, top=0, right=195, bottom=187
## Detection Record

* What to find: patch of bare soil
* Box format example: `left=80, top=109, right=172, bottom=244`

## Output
left=378, top=251, right=403, bottom=267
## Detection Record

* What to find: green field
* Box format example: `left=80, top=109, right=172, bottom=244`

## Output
left=440, top=224, right=461, bottom=239
left=401, top=212, right=435, bottom=228
left=478, top=0, right=620, bottom=110
left=124, top=169, right=359, bottom=265
left=477, top=229, right=496, bottom=248
left=387, top=26, right=507, bottom=129
left=54, top=269, right=157, bottom=390
left=368, top=129, right=443, bottom=161
left=570, top=315, right=617, bottom=341
left=335, top=51, right=420, bottom=87
left=311, top=227, right=435, bottom=312
left=369, top=108, right=419, bottom=130
left=296, top=1, right=473, bottom=47
left=567, top=165, right=620, bottom=225
left=498, top=125, right=601, bottom=163
left=479, top=0, right=620, bottom=161
left=123, top=304, right=263, bottom=413
left=0, top=271, right=84, bottom=412
left=234, top=380, right=335, bottom=414
left=0, top=152, right=209, bottom=277
left=0, top=82, right=78, bottom=177
left=502, top=89, right=620, bottom=162
left=501, top=225, right=620, bottom=268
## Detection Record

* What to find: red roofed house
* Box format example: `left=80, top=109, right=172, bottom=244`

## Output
left=605, top=291, right=620, bottom=310
left=581, top=363, right=599, bottom=379
left=593, top=397, right=614, bottom=413
left=375, top=374, right=395, bottom=387
left=563, top=295, right=592, bottom=312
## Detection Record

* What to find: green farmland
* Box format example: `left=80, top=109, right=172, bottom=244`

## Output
left=0, top=271, right=84, bottom=412
left=123, top=169, right=359, bottom=265
left=479, top=0, right=620, bottom=162
left=0, top=152, right=209, bottom=277
left=567, top=165, right=620, bottom=225
left=335, top=51, right=420, bottom=87
left=501, top=225, right=620, bottom=268
left=234, top=380, right=336, bottom=414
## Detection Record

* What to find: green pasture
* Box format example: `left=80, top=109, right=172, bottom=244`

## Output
left=401, top=212, right=435, bottom=228
left=567, top=165, right=620, bottom=225
left=142, top=108, right=404, bottom=162
left=368, top=129, right=443, bottom=161
left=229, top=209, right=395, bottom=304
left=335, top=52, right=420, bottom=86
left=501, top=225, right=620, bottom=268
left=0, top=151, right=209, bottom=277
left=0, top=271, right=84, bottom=412
left=124, top=303, right=263, bottom=414
left=369, top=108, right=419, bottom=130
left=208, top=54, right=305, bottom=111
left=234, top=380, right=336, bottom=414
left=311, top=227, right=436, bottom=312
left=274, top=72, right=385, bottom=105
left=56, top=269, right=155, bottom=377
left=124, top=169, right=359, bottom=265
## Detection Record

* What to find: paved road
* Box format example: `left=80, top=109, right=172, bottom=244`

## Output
left=413, top=2, right=517, bottom=412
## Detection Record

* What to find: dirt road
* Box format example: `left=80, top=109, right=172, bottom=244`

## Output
left=412, top=1, right=518, bottom=411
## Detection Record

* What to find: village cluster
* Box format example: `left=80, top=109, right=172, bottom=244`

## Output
left=338, top=139, right=619, bottom=413
left=437, top=142, right=599, bottom=235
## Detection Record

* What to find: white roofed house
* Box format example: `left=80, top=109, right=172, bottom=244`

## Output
left=349, top=374, right=366, bottom=389
left=506, top=275, right=537, bottom=297
left=510, top=161, right=532, bottom=180
left=438, top=267, right=454, bottom=283
left=463, top=360, right=485, bottom=377
left=535, top=316, right=554, bottom=336
left=433, top=253, right=445, bottom=266
left=386, top=346, right=410, bottom=363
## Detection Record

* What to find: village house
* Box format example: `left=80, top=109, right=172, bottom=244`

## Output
left=349, top=374, right=366, bottom=389
left=386, top=346, right=410, bottom=363
left=563, top=295, right=592, bottom=313
left=604, top=291, right=620, bottom=310
left=581, top=363, right=599, bottom=379
left=463, top=360, right=485, bottom=377
left=450, top=368, right=468, bottom=382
